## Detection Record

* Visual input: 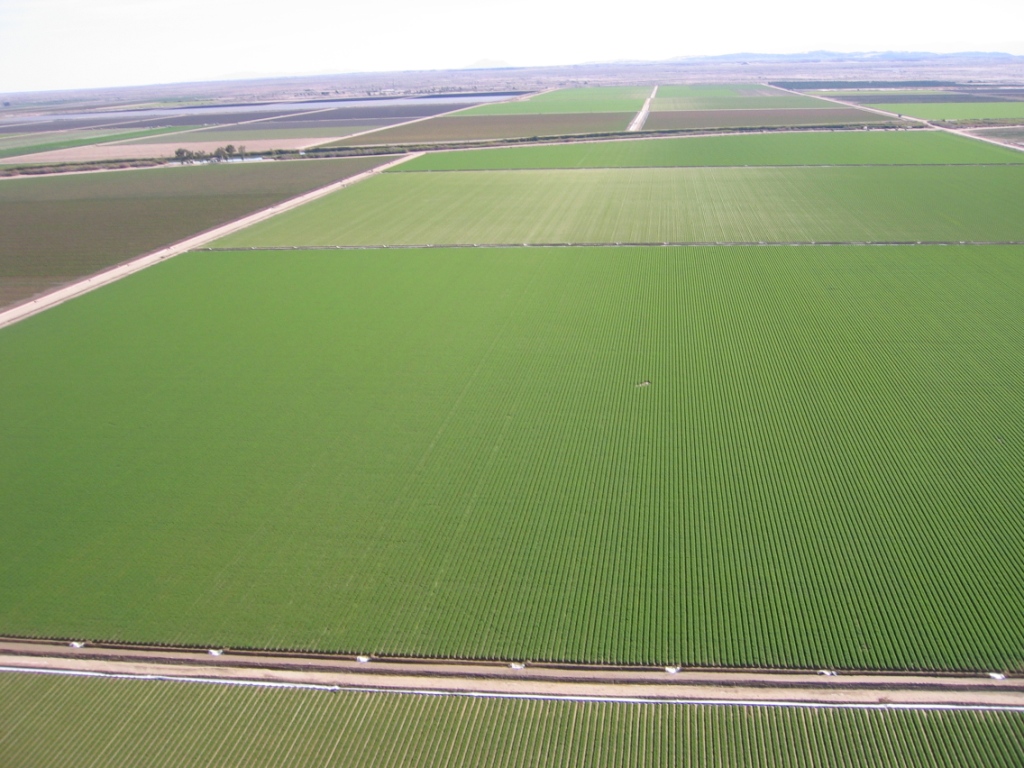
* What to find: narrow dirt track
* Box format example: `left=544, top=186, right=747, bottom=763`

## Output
left=1, top=639, right=1022, bottom=710
left=627, top=86, right=658, bottom=132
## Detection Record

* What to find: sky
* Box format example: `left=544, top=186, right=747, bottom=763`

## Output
left=1, top=0, right=1022, bottom=93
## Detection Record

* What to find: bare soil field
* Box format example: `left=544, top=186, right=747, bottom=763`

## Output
left=329, top=113, right=636, bottom=145
left=0, top=156, right=390, bottom=308
left=644, top=108, right=895, bottom=131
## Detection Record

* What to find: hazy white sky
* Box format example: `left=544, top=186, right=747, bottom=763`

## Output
left=1, top=0, right=1022, bottom=93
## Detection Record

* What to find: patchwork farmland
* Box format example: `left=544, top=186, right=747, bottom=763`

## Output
left=3, top=82, right=1024, bottom=765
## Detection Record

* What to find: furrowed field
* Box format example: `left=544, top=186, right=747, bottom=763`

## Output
left=865, top=102, right=1024, bottom=120
left=641, top=108, right=893, bottom=131
left=2, top=246, right=1024, bottom=671
left=651, top=84, right=828, bottom=111
left=2, top=672, right=1023, bottom=767
left=327, top=113, right=637, bottom=146
left=215, top=165, right=1024, bottom=247
left=0, top=156, right=389, bottom=308
left=463, top=86, right=650, bottom=115
left=395, top=130, right=1024, bottom=171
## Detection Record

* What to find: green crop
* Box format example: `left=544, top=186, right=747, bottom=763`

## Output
left=3, top=671, right=1024, bottom=766
left=215, top=165, right=1024, bottom=247
left=2, top=246, right=1024, bottom=671
left=394, top=131, right=1024, bottom=171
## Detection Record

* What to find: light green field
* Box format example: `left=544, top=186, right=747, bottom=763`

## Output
left=652, top=84, right=826, bottom=111
left=463, top=87, right=650, bottom=115
left=396, top=131, right=1024, bottom=171
left=217, top=166, right=1024, bottom=246
left=3, top=672, right=1023, bottom=767
left=867, top=103, right=1024, bottom=120
left=2, top=246, right=1024, bottom=671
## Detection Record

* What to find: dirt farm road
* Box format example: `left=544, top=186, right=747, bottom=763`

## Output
left=627, top=86, right=658, bottom=132
left=1, top=638, right=1022, bottom=710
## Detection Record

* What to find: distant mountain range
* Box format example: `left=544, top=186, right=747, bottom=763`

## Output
left=668, top=50, right=1022, bottom=63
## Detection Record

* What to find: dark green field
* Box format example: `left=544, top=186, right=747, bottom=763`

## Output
left=327, top=113, right=636, bottom=146
left=2, top=245, right=1024, bottom=671
left=395, top=130, right=1023, bottom=171
left=2, top=671, right=1022, bottom=767
left=0, top=156, right=389, bottom=308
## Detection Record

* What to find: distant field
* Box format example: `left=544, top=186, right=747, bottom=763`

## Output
left=971, top=127, right=1024, bottom=146
left=0, top=128, right=161, bottom=152
left=0, top=156, right=389, bottom=308
left=123, top=125, right=386, bottom=143
left=327, top=113, right=636, bottom=145
left=0, top=126, right=190, bottom=161
left=396, top=130, right=1023, bottom=171
left=217, top=166, right=1024, bottom=247
left=3, top=246, right=1024, bottom=671
left=867, top=103, right=1024, bottom=120
left=3, top=673, right=1024, bottom=767
left=652, top=84, right=827, bottom=111
left=808, top=89, right=953, bottom=98
left=462, top=87, right=649, bottom=115
left=643, top=108, right=892, bottom=131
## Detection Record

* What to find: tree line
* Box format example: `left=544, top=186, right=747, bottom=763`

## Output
left=174, top=145, right=246, bottom=163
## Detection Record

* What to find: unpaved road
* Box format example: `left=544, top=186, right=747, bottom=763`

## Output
left=627, top=86, right=658, bottom=132
left=0, top=153, right=421, bottom=330
left=1, top=638, right=1021, bottom=709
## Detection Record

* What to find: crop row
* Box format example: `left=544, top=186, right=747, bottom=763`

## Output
left=2, top=246, right=1023, bottom=670
left=394, top=130, right=1024, bottom=172
left=2, top=671, right=1023, bottom=767
left=216, top=165, right=1024, bottom=248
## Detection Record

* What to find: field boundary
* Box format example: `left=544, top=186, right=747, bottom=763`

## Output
left=200, top=240, right=1024, bottom=251
left=0, top=153, right=421, bottom=331
left=0, top=639, right=1021, bottom=710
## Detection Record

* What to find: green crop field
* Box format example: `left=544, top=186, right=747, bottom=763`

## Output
left=463, top=87, right=650, bottom=115
left=328, top=113, right=636, bottom=146
left=2, top=672, right=1023, bottom=767
left=642, top=107, right=891, bottom=131
left=652, top=84, right=827, bottom=111
left=3, top=245, right=1024, bottom=670
left=867, top=103, right=1024, bottom=120
left=216, top=166, right=1024, bottom=247
left=395, top=130, right=1023, bottom=171
left=0, top=156, right=389, bottom=308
